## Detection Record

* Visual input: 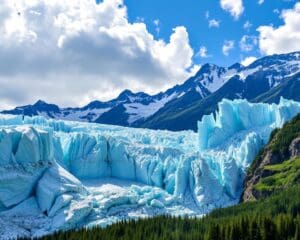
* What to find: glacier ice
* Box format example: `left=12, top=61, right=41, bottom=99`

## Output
left=0, top=98, right=300, bottom=239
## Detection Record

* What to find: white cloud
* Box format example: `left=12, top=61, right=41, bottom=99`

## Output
left=243, top=21, right=252, bottom=30
left=0, top=0, right=196, bottom=108
left=241, top=56, right=257, bottom=66
left=222, top=40, right=235, bottom=56
left=257, top=2, right=300, bottom=55
left=197, top=46, right=208, bottom=58
left=220, top=0, right=244, bottom=19
left=209, top=19, right=220, bottom=28
left=239, top=35, right=258, bottom=52
left=258, top=0, right=264, bottom=5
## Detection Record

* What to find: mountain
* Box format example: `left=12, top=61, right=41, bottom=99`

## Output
left=139, top=76, right=244, bottom=131
left=2, top=62, right=231, bottom=126
left=140, top=52, right=300, bottom=131
left=1, top=100, right=60, bottom=118
left=2, top=52, right=300, bottom=130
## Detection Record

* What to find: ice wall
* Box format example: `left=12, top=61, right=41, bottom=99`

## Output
left=0, top=98, right=300, bottom=238
left=198, top=98, right=300, bottom=150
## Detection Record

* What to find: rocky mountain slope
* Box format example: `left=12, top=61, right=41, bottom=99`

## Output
left=243, top=113, right=300, bottom=201
left=253, top=72, right=300, bottom=103
left=140, top=52, right=300, bottom=131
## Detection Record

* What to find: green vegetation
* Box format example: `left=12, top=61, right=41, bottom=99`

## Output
left=270, top=114, right=300, bottom=158
left=28, top=186, right=300, bottom=240
left=247, top=113, right=300, bottom=176
left=255, top=157, right=300, bottom=193
left=245, top=113, right=300, bottom=200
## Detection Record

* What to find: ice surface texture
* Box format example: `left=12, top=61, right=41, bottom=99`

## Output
left=0, top=98, right=300, bottom=239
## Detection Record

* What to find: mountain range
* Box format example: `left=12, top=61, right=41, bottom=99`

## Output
left=2, top=51, right=300, bottom=131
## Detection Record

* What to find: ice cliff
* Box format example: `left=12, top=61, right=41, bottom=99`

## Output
left=0, top=98, right=300, bottom=239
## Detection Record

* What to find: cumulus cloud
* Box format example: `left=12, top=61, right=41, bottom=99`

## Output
left=239, top=35, right=258, bottom=52
left=220, top=0, right=244, bottom=19
left=222, top=40, right=235, bottom=56
left=0, top=0, right=196, bottom=109
left=241, top=56, right=257, bottom=66
left=209, top=19, right=220, bottom=28
left=257, top=2, right=300, bottom=55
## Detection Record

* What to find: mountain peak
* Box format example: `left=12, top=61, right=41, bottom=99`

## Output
left=118, top=89, right=134, bottom=98
left=84, top=100, right=105, bottom=109
left=229, top=63, right=243, bottom=71
left=33, top=100, right=60, bottom=112
left=34, top=100, right=49, bottom=106
left=199, top=63, right=218, bottom=72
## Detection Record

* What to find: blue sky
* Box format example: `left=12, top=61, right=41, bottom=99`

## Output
left=0, top=0, right=299, bottom=108
left=125, top=0, right=297, bottom=66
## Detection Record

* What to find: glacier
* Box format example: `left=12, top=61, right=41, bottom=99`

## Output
left=0, top=98, right=300, bottom=239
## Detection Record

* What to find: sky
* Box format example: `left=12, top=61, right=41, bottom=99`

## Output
left=0, top=0, right=299, bottom=109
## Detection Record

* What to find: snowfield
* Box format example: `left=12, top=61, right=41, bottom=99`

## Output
left=0, top=98, right=300, bottom=239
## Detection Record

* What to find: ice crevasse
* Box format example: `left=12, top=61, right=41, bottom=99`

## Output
left=0, top=98, right=300, bottom=238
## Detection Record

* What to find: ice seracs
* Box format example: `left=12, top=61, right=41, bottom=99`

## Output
left=0, top=98, right=300, bottom=239
left=198, top=98, right=300, bottom=150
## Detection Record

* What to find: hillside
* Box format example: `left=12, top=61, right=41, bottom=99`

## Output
left=243, top=114, right=300, bottom=201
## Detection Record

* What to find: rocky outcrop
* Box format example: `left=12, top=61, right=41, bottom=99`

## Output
left=242, top=150, right=279, bottom=201
left=289, top=137, right=300, bottom=157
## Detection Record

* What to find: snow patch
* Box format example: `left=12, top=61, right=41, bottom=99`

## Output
left=124, top=93, right=177, bottom=124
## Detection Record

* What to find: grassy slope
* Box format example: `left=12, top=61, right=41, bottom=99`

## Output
left=255, top=157, right=300, bottom=193
left=269, top=114, right=300, bottom=158
left=247, top=114, right=300, bottom=175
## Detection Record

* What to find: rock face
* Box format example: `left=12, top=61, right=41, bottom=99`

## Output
left=242, top=150, right=280, bottom=201
left=289, top=137, right=300, bottom=157
left=0, top=99, right=300, bottom=238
